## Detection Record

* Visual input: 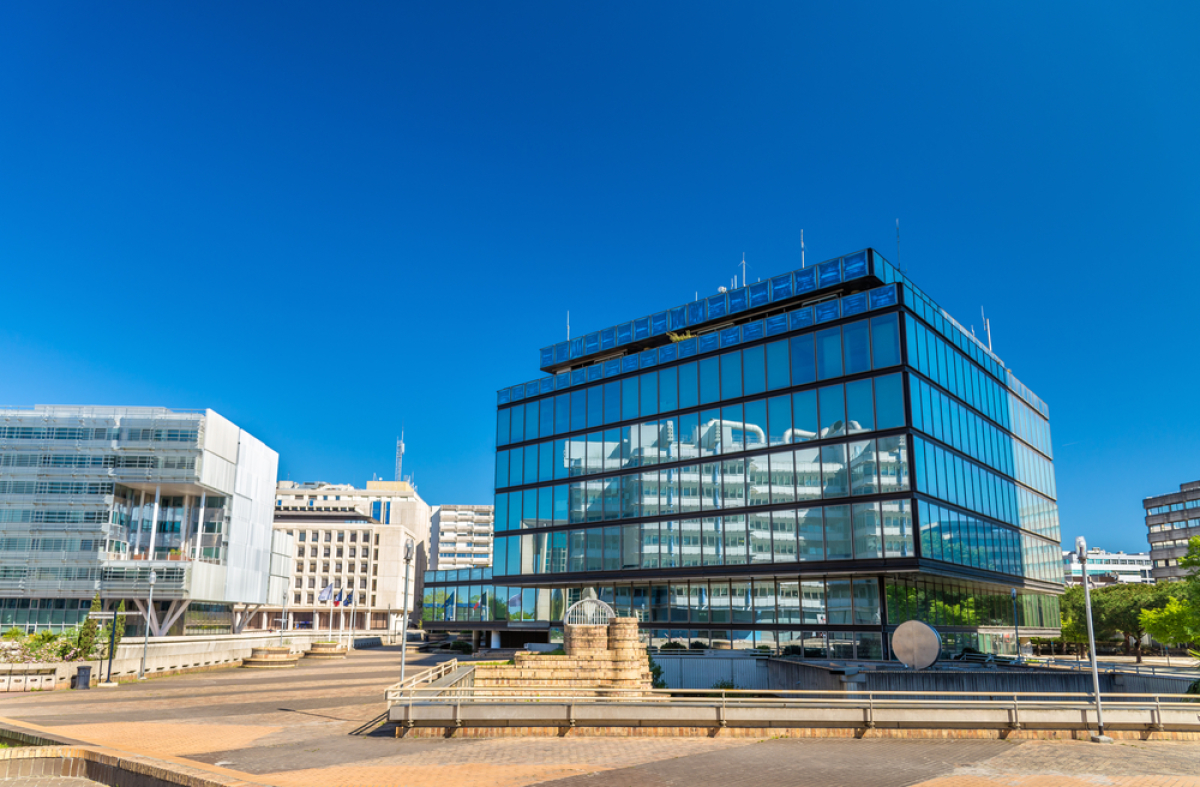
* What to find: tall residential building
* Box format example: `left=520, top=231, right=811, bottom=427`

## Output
left=1062, top=548, right=1152, bottom=586
left=431, top=505, right=495, bottom=570
left=422, top=247, right=1063, bottom=658
left=248, top=480, right=431, bottom=633
left=1144, top=480, right=1200, bottom=582
left=0, top=406, right=279, bottom=635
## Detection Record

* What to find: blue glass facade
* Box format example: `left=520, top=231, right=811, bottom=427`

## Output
left=428, top=248, right=1062, bottom=658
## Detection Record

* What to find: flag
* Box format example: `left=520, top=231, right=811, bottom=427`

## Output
left=507, top=591, right=521, bottom=607
left=333, top=589, right=343, bottom=607
left=344, top=592, right=354, bottom=607
left=443, top=590, right=455, bottom=613
left=317, top=584, right=333, bottom=603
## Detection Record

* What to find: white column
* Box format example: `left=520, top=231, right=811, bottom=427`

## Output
left=180, top=494, right=191, bottom=555
left=147, top=485, right=161, bottom=558
left=491, top=631, right=501, bottom=649
left=196, top=492, right=206, bottom=560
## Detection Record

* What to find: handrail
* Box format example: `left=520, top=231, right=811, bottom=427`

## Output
left=384, top=658, right=458, bottom=708
left=390, top=684, right=1200, bottom=707
left=1034, top=657, right=1200, bottom=677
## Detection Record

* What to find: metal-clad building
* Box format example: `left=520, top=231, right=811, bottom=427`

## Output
left=0, top=405, right=280, bottom=635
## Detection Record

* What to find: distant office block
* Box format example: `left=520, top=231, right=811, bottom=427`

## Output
left=431, top=505, right=494, bottom=571
left=1144, top=480, right=1200, bottom=581
left=0, top=405, right=279, bottom=635
left=1062, top=548, right=1152, bottom=586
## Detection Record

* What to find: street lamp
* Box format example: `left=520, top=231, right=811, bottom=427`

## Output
left=280, top=587, right=289, bottom=648
left=1011, top=588, right=1021, bottom=664
left=138, top=569, right=157, bottom=680
left=399, top=539, right=414, bottom=687
left=1076, top=537, right=1112, bottom=744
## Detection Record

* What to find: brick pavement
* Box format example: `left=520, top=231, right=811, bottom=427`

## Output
left=2, top=645, right=1198, bottom=787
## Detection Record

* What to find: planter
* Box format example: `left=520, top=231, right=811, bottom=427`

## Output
left=242, top=646, right=300, bottom=669
left=305, top=641, right=347, bottom=660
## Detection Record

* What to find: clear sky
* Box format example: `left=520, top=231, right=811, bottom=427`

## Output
left=1, top=3, right=1197, bottom=554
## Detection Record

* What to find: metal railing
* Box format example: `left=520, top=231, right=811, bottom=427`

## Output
left=388, top=685, right=1200, bottom=733
left=1034, top=657, right=1200, bottom=678
left=384, top=658, right=458, bottom=708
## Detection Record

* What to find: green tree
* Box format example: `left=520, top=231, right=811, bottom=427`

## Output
left=1179, top=536, right=1200, bottom=611
left=76, top=594, right=101, bottom=659
left=1059, top=586, right=1110, bottom=657
left=114, top=600, right=127, bottom=647
left=1093, top=582, right=1170, bottom=663
left=1140, top=596, right=1200, bottom=665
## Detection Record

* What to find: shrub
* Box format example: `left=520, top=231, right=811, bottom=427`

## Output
left=688, top=641, right=709, bottom=650
left=3, top=627, right=24, bottom=641
left=448, top=640, right=474, bottom=655
left=712, top=679, right=739, bottom=690
left=781, top=645, right=804, bottom=657
left=659, top=640, right=688, bottom=650
left=646, top=649, right=667, bottom=689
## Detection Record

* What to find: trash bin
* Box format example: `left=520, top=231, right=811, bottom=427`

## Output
left=74, top=665, right=92, bottom=690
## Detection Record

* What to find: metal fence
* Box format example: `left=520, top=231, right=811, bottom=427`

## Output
left=384, top=658, right=458, bottom=708
left=388, top=683, right=1200, bottom=734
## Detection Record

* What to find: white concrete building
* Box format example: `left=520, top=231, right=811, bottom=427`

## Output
left=1062, top=547, right=1153, bottom=586
left=430, top=505, right=494, bottom=570
left=0, top=405, right=280, bottom=635
left=239, top=480, right=431, bottom=634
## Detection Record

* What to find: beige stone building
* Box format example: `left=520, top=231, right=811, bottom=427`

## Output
left=239, top=480, right=431, bottom=635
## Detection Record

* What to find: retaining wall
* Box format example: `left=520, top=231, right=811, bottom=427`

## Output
left=2, top=630, right=382, bottom=691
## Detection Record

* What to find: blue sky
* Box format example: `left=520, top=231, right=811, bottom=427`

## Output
left=1, top=3, right=1197, bottom=554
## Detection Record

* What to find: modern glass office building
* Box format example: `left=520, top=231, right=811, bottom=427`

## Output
left=424, top=249, right=1062, bottom=657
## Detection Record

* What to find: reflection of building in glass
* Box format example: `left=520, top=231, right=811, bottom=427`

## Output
left=1144, top=480, right=1200, bottom=582
left=0, top=406, right=280, bottom=636
left=425, top=248, right=1063, bottom=658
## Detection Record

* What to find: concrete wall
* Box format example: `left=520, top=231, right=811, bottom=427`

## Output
left=3, top=630, right=378, bottom=690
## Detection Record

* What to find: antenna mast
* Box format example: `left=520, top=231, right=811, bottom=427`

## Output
left=740, top=253, right=747, bottom=289
left=395, top=432, right=405, bottom=483
left=567, top=311, right=570, bottom=340
left=801, top=229, right=805, bottom=267
left=981, top=307, right=993, bottom=352
left=896, top=219, right=900, bottom=270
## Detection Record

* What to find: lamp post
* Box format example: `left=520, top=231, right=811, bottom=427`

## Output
left=1076, top=537, right=1112, bottom=743
left=1011, top=588, right=1021, bottom=664
left=138, top=569, right=157, bottom=680
left=399, top=539, right=414, bottom=687
left=279, top=587, right=288, bottom=648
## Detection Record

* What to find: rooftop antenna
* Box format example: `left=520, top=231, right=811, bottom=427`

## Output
left=800, top=229, right=805, bottom=267
left=740, top=253, right=747, bottom=289
left=395, top=432, right=405, bottom=483
left=896, top=219, right=901, bottom=272
left=567, top=311, right=570, bottom=340
left=981, top=306, right=993, bottom=352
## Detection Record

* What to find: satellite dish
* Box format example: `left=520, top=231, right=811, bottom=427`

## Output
left=892, top=620, right=941, bottom=670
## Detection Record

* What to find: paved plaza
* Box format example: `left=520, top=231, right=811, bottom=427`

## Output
left=2, top=645, right=1198, bottom=787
